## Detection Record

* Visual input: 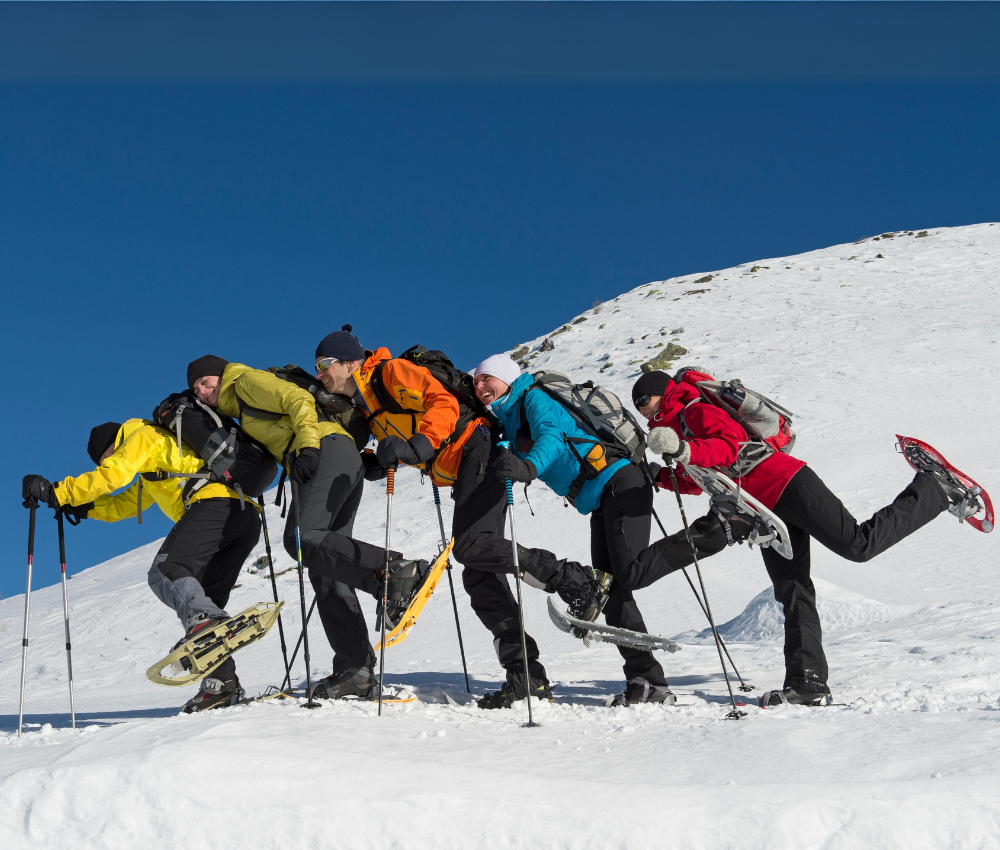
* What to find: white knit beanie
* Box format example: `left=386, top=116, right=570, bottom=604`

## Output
left=473, top=354, right=521, bottom=387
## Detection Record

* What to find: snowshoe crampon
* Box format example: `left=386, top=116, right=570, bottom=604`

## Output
left=147, top=601, right=284, bottom=687
left=547, top=598, right=680, bottom=653
left=896, top=435, right=993, bottom=533
left=682, top=465, right=794, bottom=558
left=374, top=540, right=452, bottom=651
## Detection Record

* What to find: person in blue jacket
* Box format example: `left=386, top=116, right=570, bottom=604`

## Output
left=475, top=354, right=746, bottom=706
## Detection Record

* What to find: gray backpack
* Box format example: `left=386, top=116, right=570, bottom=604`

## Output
left=515, top=370, right=646, bottom=504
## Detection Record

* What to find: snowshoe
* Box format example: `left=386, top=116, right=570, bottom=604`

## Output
left=682, top=464, right=794, bottom=558
left=309, top=667, right=378, bottom=700
left=547, top=597, right=681, bottom=653
left=374, top=540, right=452, bottom=651
left=181, top=674, right=244, bottom=713
left=896, top=435, right=993, bottom=532
left=759, top=686, right=833, bottom=708
left=604, top=677, right=677, bottom=707
left=147, top=602, right=284, bottom=687
left=377, top=558, right=432, bottom=630
left=477, top=671, right=554, bottom=709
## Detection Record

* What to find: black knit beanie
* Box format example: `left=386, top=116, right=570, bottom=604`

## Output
left=186, top=355, right=229, bottom=389
left=631, top=370, right=672, bottom=405
left=88, top=422, right=122, bottom=465
left=315, top=324, right=365, bottom=363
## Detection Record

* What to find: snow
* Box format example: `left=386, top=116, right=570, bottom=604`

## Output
left=2, top=223, right=999, bottom=849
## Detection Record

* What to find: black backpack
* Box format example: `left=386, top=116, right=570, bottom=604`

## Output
left=151, top=391, right=278, bottom=507
left=369, top=345, right=488, bottom=448
left=262, top=364, right=371, bottom=449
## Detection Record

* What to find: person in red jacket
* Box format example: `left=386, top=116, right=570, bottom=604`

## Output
left=632, top=369, right=968, bottom=708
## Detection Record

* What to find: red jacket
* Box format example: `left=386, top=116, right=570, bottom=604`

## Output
left=649, top=380, right=805, bottom=509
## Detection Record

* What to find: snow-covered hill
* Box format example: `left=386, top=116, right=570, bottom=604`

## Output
left=2, top=223, right=999, bottom=849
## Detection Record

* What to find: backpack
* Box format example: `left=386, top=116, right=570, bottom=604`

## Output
left=263, top=364, right=371, bottom=449
left=672, top=367, right=796, bottom=477
left=369, top=345, right=488, bottom=448
left=515, top=370, right=647, bottom=506
left=151, top=391, right=278, bottom=507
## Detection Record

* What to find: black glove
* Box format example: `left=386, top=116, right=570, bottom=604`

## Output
left=289, top=447, right=320, bottom=484
left=492, top=449, right=538, bottom=484
left=59, top=502, right=93, bottom=525
left=361, top=450, right=388, bottom=482
left=22, top=475, right=58, bottom=509
left=407, top=433, right=436, bottom=464
left=377, top=436, right=417, bottom=467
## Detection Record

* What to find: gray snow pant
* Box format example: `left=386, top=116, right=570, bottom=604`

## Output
left=284, top=434, right=375, bottom=676
left=147, top=497, right=262, bottom=681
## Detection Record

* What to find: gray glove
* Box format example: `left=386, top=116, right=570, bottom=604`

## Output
left=647, top=426, right=691, bottom=465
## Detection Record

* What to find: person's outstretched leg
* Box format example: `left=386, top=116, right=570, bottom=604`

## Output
left=776, top=466, right=949, bottom=563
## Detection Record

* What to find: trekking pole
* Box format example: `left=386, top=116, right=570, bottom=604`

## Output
left=432, top=483, right=470, bottom=693
left=56, top=512, right=76, bottom=729
left=498, top=441, right=539, bottom=728
left=290, top=478, right=319, bottom=709
left=378, top=465, right=396, bottom=716
left=17, top=501, right=37, bottom=738
left=649, top=504, right=752, bottom=692
left=667, top=464, right=746, bottom=719
left=257, top=497, right=292, bottom=688
left=281, top=595, right=317, bottom=692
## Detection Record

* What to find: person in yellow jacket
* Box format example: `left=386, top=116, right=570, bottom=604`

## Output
left=21, top=418, right=261, bottom=713
left=187, top=339, right=430, bottom=701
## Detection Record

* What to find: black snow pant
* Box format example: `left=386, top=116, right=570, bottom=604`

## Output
left=589, top=464, right=668, bottom=686
left=765, top=466, right=949, bottom=693
left=451, top=426, right=548, bottom=686
left=147, top=497, right=261, bottom=681
left=284, top=433, right=379, bottom=676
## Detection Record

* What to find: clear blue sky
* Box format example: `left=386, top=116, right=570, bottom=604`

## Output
left=2, top=2, right=998, bottom=599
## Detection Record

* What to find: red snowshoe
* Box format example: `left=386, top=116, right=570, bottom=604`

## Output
left=897, top=435, right=993, bottom=533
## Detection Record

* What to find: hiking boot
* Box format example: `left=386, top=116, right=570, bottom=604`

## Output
left=477, top=670, right=554, bottom=709
left=904, top=446, right=983, bottom=521
left=309, top=666, right=378, bottom=700
left=566, top=569, right=613, bottom=623
left=182, top=674, right=243, bottom=713
left=759, top=686, right=833, bottom=708
left=604, top=677, right=677, bottom=707
left=376, top=558, right=431, bottom=630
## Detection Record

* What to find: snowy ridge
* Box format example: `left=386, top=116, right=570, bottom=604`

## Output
left=2, top=223, right=999, bottom=849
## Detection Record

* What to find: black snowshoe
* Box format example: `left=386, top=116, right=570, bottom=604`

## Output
left=182, top=674, right=244, bottom=713
left=564, top=568, right=613, bottom=624
left=604, top=677, right=677, bottom=707
left=309, top=666, right=378, bottom=700
left=759, top=686, right=833, bottom=708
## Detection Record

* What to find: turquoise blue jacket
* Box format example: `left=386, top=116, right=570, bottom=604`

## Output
left=490, top=373, right=629, bottom=516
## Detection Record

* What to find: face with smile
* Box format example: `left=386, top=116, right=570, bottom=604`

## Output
left=192, top=375, right=221, bottom=408
left=636, top=394, right=662, bottom=420
left=474, top=373, right=510, bottom=406
left=316, top=358, right=362, bottom=396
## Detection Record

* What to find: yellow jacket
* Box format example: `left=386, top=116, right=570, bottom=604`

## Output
left=216, top=363, right=351, bottom=463
left=54, top=419, right=240, bottom=524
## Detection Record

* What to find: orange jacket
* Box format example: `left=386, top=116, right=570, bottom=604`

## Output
left=352, top=348, right=460, bottom=449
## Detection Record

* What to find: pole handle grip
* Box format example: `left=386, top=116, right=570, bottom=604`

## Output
left=386, top=465, right=395, bottom=495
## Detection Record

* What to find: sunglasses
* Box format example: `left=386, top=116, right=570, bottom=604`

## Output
left=635, top=394, right=653, bottom=410
left=315, top=357, right=341, bottom=372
